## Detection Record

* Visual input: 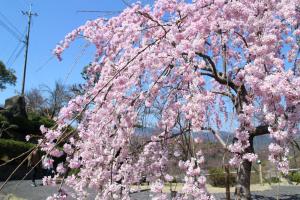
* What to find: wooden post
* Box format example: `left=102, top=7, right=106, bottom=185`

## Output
left=225, top=164, right=231, bottom=200
left=258, top=162, right=263, bottom=185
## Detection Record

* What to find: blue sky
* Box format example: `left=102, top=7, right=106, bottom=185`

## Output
left=0, top=0, right=237, bottom=131
left=0, top=0, right=135, bottom=104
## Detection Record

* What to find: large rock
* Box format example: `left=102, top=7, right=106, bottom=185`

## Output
left=3, top=95, right=27, bottom=119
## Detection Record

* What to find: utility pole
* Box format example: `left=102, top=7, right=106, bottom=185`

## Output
left=21, top=4, right=37, bottom=96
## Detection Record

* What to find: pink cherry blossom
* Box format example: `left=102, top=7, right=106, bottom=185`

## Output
left=41, top=0, right=300, bottom=199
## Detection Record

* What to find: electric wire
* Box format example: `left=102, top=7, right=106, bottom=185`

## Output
left=63, top=43, right=90, bottom=84
left=6, top=41, right=23, bottom=66
left=35, top=55, right=55, bottom=72
left=6, top=28, right=26, bottom=67
left=8, top=44, right=25, bottom=67
left=0, top=10, right=23, bottom=36
left=0, top=18, right=23, bottom=42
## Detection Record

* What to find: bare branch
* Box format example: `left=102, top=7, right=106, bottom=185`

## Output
left=201, top=127, right=228, bottom=151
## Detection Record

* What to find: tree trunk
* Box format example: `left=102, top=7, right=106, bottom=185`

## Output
left=235, top=136, right=254, bottom=200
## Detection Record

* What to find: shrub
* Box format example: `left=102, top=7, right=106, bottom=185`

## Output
left=0, top=114, right=13, bottom=131
left=28, top=112, right=55, bottom=131
left=0, top=138, right=66, bottom=167
left=0, top=113, right=8, bottom=123
left=8, top=115, right=32, bottom=132
left=0, top=112, right=56, bottom=140
left=208, top=167, right=235, bottom=187
left=0, top=139, right=35, bottom=161
left=1, top=111, right=31, bottom=131
left=0, top=114, right=10, bottom=132
left=288, top=172, right=300, bottom=183
left=264, top=176, right=281, bottom=184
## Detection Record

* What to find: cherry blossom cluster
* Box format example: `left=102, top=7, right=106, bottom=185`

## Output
left=176, top=151, right=215, bottom=200
left=40, top=0, right=300, bottom=199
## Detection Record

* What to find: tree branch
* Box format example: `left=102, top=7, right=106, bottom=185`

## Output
left=197, top=52, right=238, bottom=94
left=251, top=125, right=269, bottom=137
left=202, top=127, right=228, bottom=150
left=196, top=52, right=219, bottom=79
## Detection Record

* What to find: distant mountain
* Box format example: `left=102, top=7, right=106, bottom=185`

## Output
left=134, top=127, right=274, bottom=150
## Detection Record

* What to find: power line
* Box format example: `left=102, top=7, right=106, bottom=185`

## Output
left=0, top=18, right=23, bottom=42
left=8, top=44, right=26, bottom=68
left=76, top=10, right=122, bottom=18
left=121, top=0, right=132, bottom=7
left=6, top=28, right=27, bottom=66
left=35, top=55, right=55, bottom=72
left=63, top=43, right=90, bottom=85
left=76, top=10, right=121, bottom=13
left=6, top=41, right=23, bottom=66
left=0, top=10, right=23, bottom=37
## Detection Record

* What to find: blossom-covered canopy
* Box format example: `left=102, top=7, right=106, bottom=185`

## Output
left=42, top=0, right=300, bottom=199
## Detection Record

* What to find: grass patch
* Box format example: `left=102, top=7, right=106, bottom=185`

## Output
left=288, top=171, right=300, bottom=183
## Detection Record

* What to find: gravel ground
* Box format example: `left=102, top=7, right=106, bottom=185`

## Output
left=0, top=180, right=299, bottom=200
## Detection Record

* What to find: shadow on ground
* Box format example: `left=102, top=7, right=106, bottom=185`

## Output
left=251, top=194, right=300, bottom=200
